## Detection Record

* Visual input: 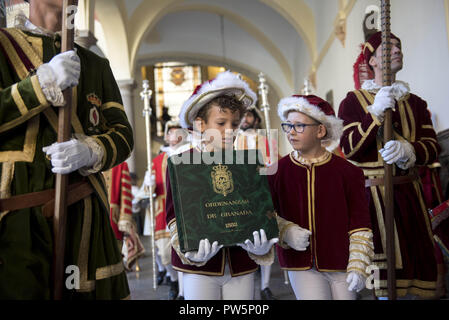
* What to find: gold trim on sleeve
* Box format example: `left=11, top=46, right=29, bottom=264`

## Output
left=0, top=115, right=40, bottom=162
left=345, top=121, right=378, bottom=158
left=101, top=101, right=125, bottom=112
left=11, top=83, right=28, bottom=115
left=103, top=134, right=118, bottom=167
left=348, top=228, right=372, bottom=235
left=30, top=75, right=48, bottom=106
left=111, top=129, right=132, bottom=154
left=417, top=141, right=429, bottom=164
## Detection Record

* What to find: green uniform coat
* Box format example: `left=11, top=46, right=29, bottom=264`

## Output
left=0, top=27, right=133, bottom=299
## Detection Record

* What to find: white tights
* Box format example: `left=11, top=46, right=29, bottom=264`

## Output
left=183, top=263, right=255, bottom=300
left=260, top=264, right=272, bottom=290
left=288, top=268, right=356, bottom=300
left=155, top=247, right=177, bottom=281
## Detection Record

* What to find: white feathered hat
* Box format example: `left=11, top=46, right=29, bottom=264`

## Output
left=179, top=71, right=257, bottom=129
left=277, top=95, right=344, bottom=151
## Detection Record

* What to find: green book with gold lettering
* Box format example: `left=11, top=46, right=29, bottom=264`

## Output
left=168, top=149, right=279, bottom=253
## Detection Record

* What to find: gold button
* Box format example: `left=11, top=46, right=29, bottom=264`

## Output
left=55, top=41, right=61, bottom=49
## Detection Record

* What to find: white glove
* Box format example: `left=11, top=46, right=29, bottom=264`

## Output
left=284, top=225, right=312, bottom=251
left=346, top=272, right=366, bottom=292
left=237, top=229, right=279, bottom=256
left=367, top=86, right=396, bottom=121
left=379, top=140, right=416, bottom=169
left=47, top=50, right=80, bottom=90
left=143, top=170, right=155, bottom=187
left=43, top=139, right=98, bottom=174
left=185, top=239, right=223, bottom=263
left=37, top=51, right=80, bottom=106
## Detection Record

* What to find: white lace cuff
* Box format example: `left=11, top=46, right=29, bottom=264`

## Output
left=75, top=134, right=105, bottom=176
left=118, top=220, right=135, bottom=236
left=247, top=246, right=275, bottom=266
left=168, top=219, right=208, bottom=267
left=396, top=141, right=416, bottom=170
left=36, top=64, right=65, bottom=106
left=347, top=230, right=374, bottom=277
left=276, top=215, right=297, bottom=249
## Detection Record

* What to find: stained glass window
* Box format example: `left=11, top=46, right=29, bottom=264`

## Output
left=154, top=62, right=202, bottom=122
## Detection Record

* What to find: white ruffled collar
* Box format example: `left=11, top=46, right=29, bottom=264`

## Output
left=161, top=143, right=191, bottom=157
left=361, top=79, right=410, bottom=100
left=14, top=12, right=58, bottom=38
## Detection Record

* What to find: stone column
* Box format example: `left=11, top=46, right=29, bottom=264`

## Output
left=117, top=79, right=137, bottom=174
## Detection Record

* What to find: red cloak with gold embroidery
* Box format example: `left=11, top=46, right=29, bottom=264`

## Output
left=338, top=88, right=440, bottom=298
left=152, top=152, right=171, bottom=240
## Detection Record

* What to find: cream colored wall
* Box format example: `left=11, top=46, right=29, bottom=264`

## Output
left=313, top=0, right=449, bottom=133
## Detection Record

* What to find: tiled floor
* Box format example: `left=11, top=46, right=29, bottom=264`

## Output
left=125, top=236, right=379, bottom=300
left=126, top=236, right=449, bottom=300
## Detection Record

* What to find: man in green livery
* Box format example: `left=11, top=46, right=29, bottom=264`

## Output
left=0, top=0, right=133, bottom=299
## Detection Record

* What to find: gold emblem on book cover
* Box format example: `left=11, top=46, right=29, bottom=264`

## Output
left=211, top=164, right=234, bottom=197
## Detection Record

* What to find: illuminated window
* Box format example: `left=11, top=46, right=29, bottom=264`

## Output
left=154, top=62, right=202, bottom=121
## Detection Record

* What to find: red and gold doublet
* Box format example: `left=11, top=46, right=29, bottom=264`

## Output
left=104, top=162, right=133, bottom=241
left=152, top=152, right=170, bottom=240
left=338, top=88, right=440, bottom=297
left=268, top=152, right=371, bottom=271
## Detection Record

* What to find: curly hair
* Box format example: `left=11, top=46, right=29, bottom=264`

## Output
left=196, top=95, right=246, bottom=123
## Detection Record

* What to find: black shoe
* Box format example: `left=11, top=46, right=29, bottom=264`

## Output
left=176, top=295, right=185, bottom=300
left=157, top=270, right=166, bottom=286
left=164, top=275, right=171, bottom=286
left=260, top=288, right=276, bottom=300
left=168, top=281, right=179, bottom=300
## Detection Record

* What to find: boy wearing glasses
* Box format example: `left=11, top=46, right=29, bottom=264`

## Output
left=268, top=95, right=373, bottom=300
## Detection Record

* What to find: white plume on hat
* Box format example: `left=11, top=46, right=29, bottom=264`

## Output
left=179, top=71, right=257, bottom=129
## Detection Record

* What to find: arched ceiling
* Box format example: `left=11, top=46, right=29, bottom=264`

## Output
left=130, top=3, right=294, bottom=87
left=94, top=0, right=318, bottom=89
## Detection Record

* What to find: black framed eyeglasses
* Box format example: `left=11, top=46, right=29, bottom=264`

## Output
left=281, top=122, right=321, bottom=134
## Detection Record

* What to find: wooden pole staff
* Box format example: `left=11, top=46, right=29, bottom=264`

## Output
left=53, top=0, right=77, bottom=300
left=381, top=0, right=396, bottom=300
left=140, top=80, right=157, bottom=290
